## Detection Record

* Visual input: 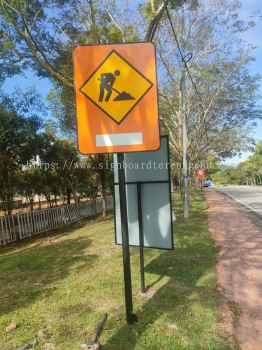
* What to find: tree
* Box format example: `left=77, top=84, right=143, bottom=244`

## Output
left=39, top=133, right=80, bottom=205
left=0, top=91, right=42, bottom=214
left=212, top=165, right=240, bottom=185
left=211, top=141, right=262, bottom=185
left=0, top=0, right=173, bottom=216
left=17, top=167, right=37, bottom=210
left=0, top=0, right=170, bottom=86
left=155, top=0, right=261, bottom=167
left=240, top=141, right=262, bottom=185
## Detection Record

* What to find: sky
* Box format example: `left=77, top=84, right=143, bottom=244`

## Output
left=223, top=0, right=262, bottom=165
left=2, top=0, right=262, bottom=165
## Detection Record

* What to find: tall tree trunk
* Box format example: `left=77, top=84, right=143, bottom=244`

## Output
left=178, top=77, right=183, bottom=160
left=65, top=177, right=78, bottom=205
left=6, top=168, right=13, bottom=216
left=66, top=188, right=71, bottom=205
left=180, top=166, right=183, bottom=199
left=38, top=195, right=41, bottom=209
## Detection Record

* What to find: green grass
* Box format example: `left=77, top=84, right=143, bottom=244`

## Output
left=0, top=192, right=236, bottom=349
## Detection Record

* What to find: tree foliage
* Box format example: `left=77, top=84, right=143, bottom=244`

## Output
left=0, top=91, right=42, bottom=213
left=156, top=0, right=261, bottom=165
left=212, top=141, right=262, bottom=185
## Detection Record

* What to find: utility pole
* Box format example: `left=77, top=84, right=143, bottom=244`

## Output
left=164, top=0, right=191, bottom=219
left=181, top=63, right=189, bottom=219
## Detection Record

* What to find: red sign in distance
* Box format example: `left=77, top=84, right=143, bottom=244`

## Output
left=197, top=168, right=205, bottom=180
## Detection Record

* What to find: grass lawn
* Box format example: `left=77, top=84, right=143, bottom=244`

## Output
left=0, top=192, right=236, bottom=350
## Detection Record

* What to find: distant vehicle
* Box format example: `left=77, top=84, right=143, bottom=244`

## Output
left=203, top=179, right=212, bottom=187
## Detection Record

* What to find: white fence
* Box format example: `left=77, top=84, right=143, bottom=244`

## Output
left=0, top=197, right=113, bottom=246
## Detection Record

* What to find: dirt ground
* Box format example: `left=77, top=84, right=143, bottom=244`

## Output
left=205, top=188, right=262, bottom=350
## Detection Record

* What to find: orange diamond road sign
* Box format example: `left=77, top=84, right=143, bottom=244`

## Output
left=73, top=43, right=160, bottom=154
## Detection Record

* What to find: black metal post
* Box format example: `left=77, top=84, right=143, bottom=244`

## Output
left=137, top=182, right=146, bottom=294
left=117, top=153, right=137, bottom=324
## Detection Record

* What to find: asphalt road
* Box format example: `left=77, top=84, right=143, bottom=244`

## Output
left=216, top=185, right=262, bottom=219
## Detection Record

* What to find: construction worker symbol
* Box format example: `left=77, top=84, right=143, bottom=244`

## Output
left=98, top=70, right=135, bottom=102
left=80, top=50, right=153, bottom=124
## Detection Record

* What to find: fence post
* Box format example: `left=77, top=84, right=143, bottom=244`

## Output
left=16, top=214, right=22, bottom=241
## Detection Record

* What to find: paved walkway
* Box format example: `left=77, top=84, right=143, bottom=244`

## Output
left=205, top=189, right=262, bottom=350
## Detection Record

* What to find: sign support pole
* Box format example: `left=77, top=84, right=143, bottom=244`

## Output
left=137, top=182, right=146, bottom=294
left=117, top=153, right=137, bottom=324
left=181, top=64, right=189, bottom=219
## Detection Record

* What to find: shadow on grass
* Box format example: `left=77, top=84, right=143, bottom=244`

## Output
left=0, top=233, right=96, bottom=316
left=102, top=198, right=231, bottom=350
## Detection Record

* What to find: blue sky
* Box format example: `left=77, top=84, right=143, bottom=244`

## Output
left=2, top=0, right=262, bottom=164
left=223, top=0, right=262, bottom=165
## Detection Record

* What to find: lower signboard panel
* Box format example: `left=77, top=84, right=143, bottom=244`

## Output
left=114, top=182, right=173, bottom=250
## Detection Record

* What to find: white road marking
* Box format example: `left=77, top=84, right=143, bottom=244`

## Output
left=216, top=188, right=262, bottom=217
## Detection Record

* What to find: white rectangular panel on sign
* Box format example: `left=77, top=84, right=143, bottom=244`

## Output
left=96, top=132, right=142, bottom=147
